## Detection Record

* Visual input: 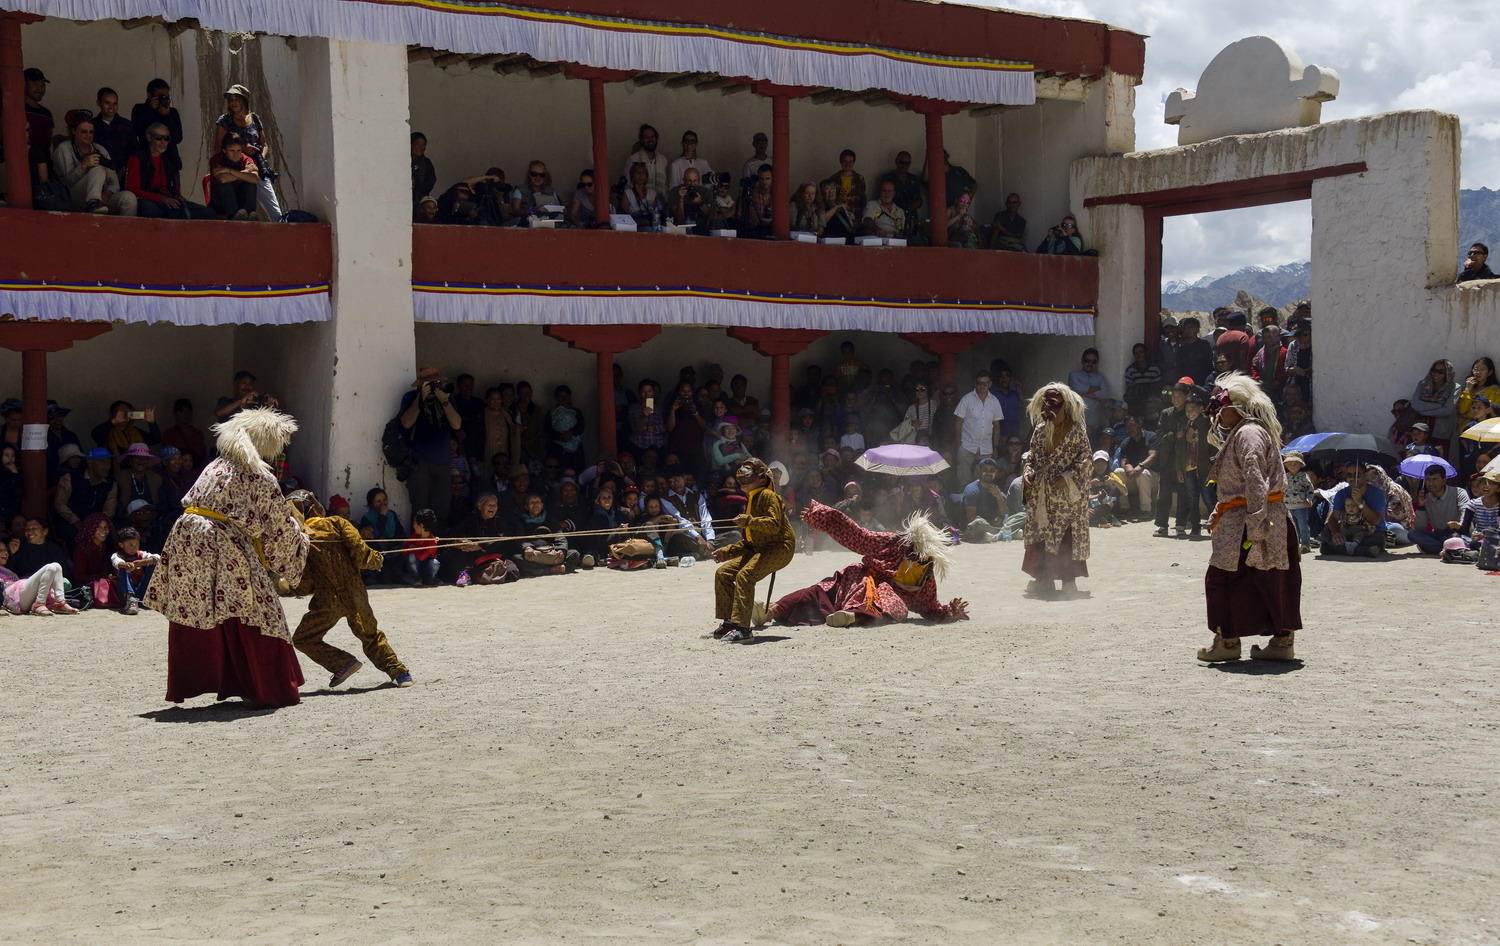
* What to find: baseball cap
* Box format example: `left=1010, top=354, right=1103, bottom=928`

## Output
left=1092, top=450, right=1110, bottom=462
left=126, top=499, right=154, bottom=515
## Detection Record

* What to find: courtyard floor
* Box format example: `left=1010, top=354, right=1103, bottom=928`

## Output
left=1, top=522, right=1495, bottom=945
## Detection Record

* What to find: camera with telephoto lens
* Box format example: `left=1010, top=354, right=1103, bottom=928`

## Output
left=424, top=380, right=455, bottom=397
left=154, top=93, right=171, bottom=108
left=709, top=171, right=732, bottom=188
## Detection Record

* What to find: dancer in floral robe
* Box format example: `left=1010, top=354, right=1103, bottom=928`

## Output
left=1021, top=383, right=1092, bottom=596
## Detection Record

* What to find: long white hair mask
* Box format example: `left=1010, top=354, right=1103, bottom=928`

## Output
left=1208, top=371, right=1282, bottom=448
left=213, top=407, right=299, bottom=473
left=902, top=510, right=954, bottom=580
left=1025, top=383, right=1086, bottom=429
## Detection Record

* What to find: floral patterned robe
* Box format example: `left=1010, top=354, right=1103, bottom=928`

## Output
left=144, top=457, right=309, bottom=641
left=1022, top=420, right=1091, bottom=560
left=1208, top=421, right=1291, bottom=572
left=796, top=500, right=959, bottom=621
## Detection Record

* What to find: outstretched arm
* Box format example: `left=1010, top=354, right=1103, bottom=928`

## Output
left=802, top=499, right=895, bottom=556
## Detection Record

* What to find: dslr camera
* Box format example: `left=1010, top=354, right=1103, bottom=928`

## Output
left=709, top=171, right=732, bottom=188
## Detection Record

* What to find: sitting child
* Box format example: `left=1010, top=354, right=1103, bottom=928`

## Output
left=110, top=526, right=161, bottom=616
left=1322, top=497, right=1381, bottom=557
left=401, top=507, right=442, bottom=586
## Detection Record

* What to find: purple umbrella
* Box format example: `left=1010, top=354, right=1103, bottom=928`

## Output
left=1398, top=453, right=1457, bottom=479
left=855, top=443, right=951, bottom=475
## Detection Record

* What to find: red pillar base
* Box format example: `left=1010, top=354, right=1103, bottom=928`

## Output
left=544, top=324, right=662, bottom=458
left=726, top=327, right=826, bottom=450
left=900, top=332, right=987, bottom=390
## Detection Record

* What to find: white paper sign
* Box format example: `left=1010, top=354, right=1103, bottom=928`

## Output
left=20, top=423, right=47, bottom=450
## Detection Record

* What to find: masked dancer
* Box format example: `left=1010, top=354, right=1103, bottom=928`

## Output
left=1021, top=384, right=1092, bottom=597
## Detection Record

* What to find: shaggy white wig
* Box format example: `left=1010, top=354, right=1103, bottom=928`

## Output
left=1025, top=382, right=1086, bottom=429
left=213, top=407, right=298, bottom=472
left=902, top=510, right=954, bottom=580
left=1209, top=371, right=1282, bottom=447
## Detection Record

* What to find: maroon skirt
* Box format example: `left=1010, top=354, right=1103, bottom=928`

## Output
left=166, top=619, right=305, bottom=707
left=1203, top=525, right=1302, bottom=638
left=774, top=564, right=883, bottom=626
left=1022, top=533, right=1089, bottom=581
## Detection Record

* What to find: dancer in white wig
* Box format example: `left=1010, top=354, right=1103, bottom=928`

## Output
left=768, top=499, right=970, bottom=627
left=1021, top=383, right=1092, bottom=597
left=1197, top=371, right=1302, bottom=663
left=146, top=408, right=310, bottom=707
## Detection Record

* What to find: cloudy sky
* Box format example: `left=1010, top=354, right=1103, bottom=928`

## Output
left=970, top=0, right=1500, bottom=282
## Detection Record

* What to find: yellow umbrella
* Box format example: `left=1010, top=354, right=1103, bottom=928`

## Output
left=1461, top=418, right=1500, bottom=443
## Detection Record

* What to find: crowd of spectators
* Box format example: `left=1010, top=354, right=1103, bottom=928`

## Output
left=8, top=66, right=285, bottom=221
left=410, top=126, right=1090, bottom=251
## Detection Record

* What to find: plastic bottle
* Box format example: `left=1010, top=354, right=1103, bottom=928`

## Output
left=678, top=555, right=696, bottom=567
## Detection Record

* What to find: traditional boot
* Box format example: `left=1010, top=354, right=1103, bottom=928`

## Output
left=721, top=625, right=754, bottom=643
left=824, top=610, right=857, bottom=628
left=711, top=621, right=734, bottom=639
left=1024, top=579, right=1055, bottom=598
left=750, top=601, right=769, bottom=627
left=1251, top=633, right=1296, bottom=661
left=1196, top=631, right=1241, bottom=662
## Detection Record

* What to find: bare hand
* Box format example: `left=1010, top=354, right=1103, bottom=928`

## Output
left=143, top=407, right=156, bottom=424
left=711, top=547, right=732, bottom=562
left=1447, top=520, right=1461, bottom=530
left=949, top=598, right=970, bottom=621
left=164, top=197, right=182, bottom=209
left=459, top=541, right=481, bottom=552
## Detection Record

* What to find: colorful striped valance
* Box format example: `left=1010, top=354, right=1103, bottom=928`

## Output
left=11, top=0, right=1036, bottom=105
left=0, top=279, right=331, bottom=326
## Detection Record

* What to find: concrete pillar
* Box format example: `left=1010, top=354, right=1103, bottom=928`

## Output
left=293, top=38, right=416, bottom=502
left=0, top=13, right=41, bottom=209
left=1084, top=202, right=1145, bottom=391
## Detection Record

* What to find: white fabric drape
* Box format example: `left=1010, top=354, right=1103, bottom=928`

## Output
left=0, top=287, right=331, bottom=326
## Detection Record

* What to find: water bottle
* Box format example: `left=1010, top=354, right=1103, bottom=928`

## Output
left=678, top=555, right=696, bottom=567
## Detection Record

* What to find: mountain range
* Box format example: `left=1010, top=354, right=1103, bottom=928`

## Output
left=1160, top=187, right=1500, bottom=311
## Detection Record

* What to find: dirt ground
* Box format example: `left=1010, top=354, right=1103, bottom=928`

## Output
left=1, top=522, right=1496, bottom=945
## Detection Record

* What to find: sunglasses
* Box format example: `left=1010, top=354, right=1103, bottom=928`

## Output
left=1470, top=249, right=1488, bottom=257
left=914, top=387, right=928, bottom=392
left=577, top=180, right=592, bottom=188
left=149, top=134, right=170, bottom=142
left=529, top=172, right=545, bottom=179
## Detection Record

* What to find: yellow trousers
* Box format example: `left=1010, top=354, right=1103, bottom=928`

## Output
left=292, top=591, right=408, bottom=678
left=714, top=547, right=794, bottom=626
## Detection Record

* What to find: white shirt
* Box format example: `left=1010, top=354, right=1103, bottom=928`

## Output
left=623, top=149, right=667, bottom=193
left=668, top=156, right=713, bottom=189
left=953, top=390, right=1005, bottom=453
left=862, top=200, right=905, bottom=238
left=742, top=155, right=771, bottom=182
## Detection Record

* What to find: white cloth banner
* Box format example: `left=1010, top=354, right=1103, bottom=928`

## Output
left=10, top=0, right=1036, bottom=106
left=0, top=288, right=331, bottom=326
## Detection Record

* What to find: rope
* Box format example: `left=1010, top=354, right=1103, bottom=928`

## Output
left=312, top=517, right=743, bottom=551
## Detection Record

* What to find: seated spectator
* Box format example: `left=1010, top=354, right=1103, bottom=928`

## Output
left=92, top=87, right=135, bottom=179
left=511, top=160, right=562, bottom=221
left=1366, top=464, right=1414, bottom=546
left=1457, top=243, right=1493, bottom=282
left=51, top=116, right=135, bottom=215
left=742, top=165, right=774, bottom=238
left=214, top=84, right=281, bottom=219
left=160, top=398, right=207, bottom=469
left=72, top=513, right=115, bottom=597
left=414, top=194, right=440, bottom=223
left=113, top=442, right=162, bottom=520
left=629, top=495, right=691, bottom=567
left=1319, top=462, right=1387, bottom=557
left=124, top=122, right=214, bottom=219
left=861, top=179, right=905, bottom=239
left=830, top=149, right=866, bottom=216
left=157, top=446, right=193, bottom=529
left=359, top=487, right=406, bottom=585
left=1458, top=357, right=1500, bottom=422
left=667, top=130, right=712, bottom=189
left=566, top=169, right=599, bottom=228
left=622, top=123, right=667, bottom=193
left=790, top=181, right=821, bottom=235
left=704, top=171, right=739, bottom=231
left=1111, top=416, right=1159, bottom=518
left=411, top=131, right=436, bottom=202
left=11, top=517, right=71, bottom=583
left=207, top=132, right=260, bottom=220
left=987, top=193, right=1027, bottom=252
left=668, top=167, right=708, bottom=231
left=818, top=178, right=857, bottom=239
left=1411, top=464, right=1468, bottom=554
left=1457, top=471, right=1500, bottom=549
left=510, top=493, right=582, bottom=575
left=131, top=78, right=183, bottom=166
left=1087, top=451, right=1127, bottom=526
left=741, top=132, right=770, bottom=183
left=710, top=421, right=749, bottom=474
left=401, top=507, right=442, bottom=586
left=0, top=541, right=77, bottom=616
left=946, top=191, right=981, bottom=248
left=618, top=161, right=661, bottom=228
left=876, top=151, right=923, bottom=235
left=111, top=525, right=159, bottom=614
left=54, top=446, right=117, bottom=542
left=962, top=457, right=1007, bottom=542
left=442, top=492, right=507, bottom=584
left=1035, top=215, right=1084, bottom=254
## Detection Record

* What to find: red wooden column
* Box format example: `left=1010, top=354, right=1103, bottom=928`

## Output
left=751, top=82, right=813, bottom=241
left=893, top=96, right=964, bottom=247
left=726, top=327, right=826, bottom=449
left=544, top=324, right=661, bottom=457
left=0, top=12, right=42, bottom=210
left=564, top=65, right=634, bottom=227
left=901, top=332, right=988, bottom=389
left=0, top=321, right=111, bottom=519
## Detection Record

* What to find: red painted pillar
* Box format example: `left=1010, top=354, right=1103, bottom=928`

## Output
left=769, top=352, right=792, bottom=443
left=19, top=349, right=47, bottom=519
left=588, top=77, right=610, bottom=226
left=726, top=327, right=827, bottom=453
left=544, top=324, right=662, bottom=457
left=901, top=332, right=988, bottom=390
left=0, top=13, right=40, bottom=210
left=771, top=94, right=790, bottom=240
left=923, top=110, right=947, bottom=248
left=594, top=350, right=615, bottom=456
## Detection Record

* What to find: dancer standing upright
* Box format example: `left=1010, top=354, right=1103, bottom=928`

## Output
left=146, top=409, right=309, bottom=708
left=710, top=458, right=795, bottom=643
left=1021, top=384, right=1092, bottom=597
left=1196, top=372, right=1302, bottom=663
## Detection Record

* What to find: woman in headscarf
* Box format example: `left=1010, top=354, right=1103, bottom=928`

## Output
left=1196, top=372, right=1301, bottom=663
left=146, top=408, right=309, bottom=708
left=710, top=458, right=795, bottom=643
left=1020, top=383, right=1092, bottom=597
left=1365, top=463, right=1415, bottom=546
left=769, top=500, right=968, bottom=628
left=1411, top=359, right=1460, bottom=453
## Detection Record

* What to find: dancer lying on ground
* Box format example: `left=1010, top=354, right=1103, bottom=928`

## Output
left=769, top=500, right=969, bottom=628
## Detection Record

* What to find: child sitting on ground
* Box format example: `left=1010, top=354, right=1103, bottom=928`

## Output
left=286, top=489, right=413, bottom=689
left=110, top=526, right=161, bottom=615
left=402, top=507, right=441, bottom=586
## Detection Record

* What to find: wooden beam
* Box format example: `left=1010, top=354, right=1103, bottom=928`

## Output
left=165, top=17, right=198, bottom=37
left=407, top=46, right=439, bottom=63
left=495, top=55, right=534, bottom=75
left=664, top=73, right=704, bottom=88
left=967, top=104, right=1015, bottom=117
left=694, top=76, right=734, bottom=91
left=528, top=62, right=562, bottom=77
left=433, top=52, right=469, bottom=67
left=120, top=16, right=158, bottom=30
left=632, top=72, right=670, bottom=86
left=720, top=83, right=750, bottom=96
left=466, top=53, right=510, bottom=68
left=809, top=88, right=841, bottom=104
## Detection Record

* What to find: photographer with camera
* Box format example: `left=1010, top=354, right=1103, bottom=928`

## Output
left=669, top=167, right=708, bottom=232
left=215, top=371, right=281, bottom=421
left=398, top=367, right=463, bottom=524
left=91, top=401, right=161, bottom=457
left=437, top=168, right=513, bottom=226
left=704, top=171, right=738, bottom=231
left=130, top=78, right=182, bottom=165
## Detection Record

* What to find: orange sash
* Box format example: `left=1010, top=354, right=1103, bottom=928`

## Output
left=1208, top=491, right=1284, bottom=534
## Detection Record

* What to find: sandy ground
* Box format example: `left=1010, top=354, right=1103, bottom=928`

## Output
left=1, top=522, right=1497, bottom=946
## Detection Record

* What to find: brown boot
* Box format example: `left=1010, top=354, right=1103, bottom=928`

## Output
left=1251, top=633, right=1296, bottom=661
left=1196, top=631, right=1241, bottom=662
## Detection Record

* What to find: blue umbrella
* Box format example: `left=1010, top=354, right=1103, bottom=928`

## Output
left=1282, top=432, right=1333, bottom=454
left=1399, top=453, right=1457, bottom=479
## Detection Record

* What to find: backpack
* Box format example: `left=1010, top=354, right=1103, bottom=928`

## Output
left=381, top=416, right=414, bottom=482
left=1478, top=528, right=1500, bottom=571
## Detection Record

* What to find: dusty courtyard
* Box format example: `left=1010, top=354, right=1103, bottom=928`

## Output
left=1, top=522, right=1496, bottom=945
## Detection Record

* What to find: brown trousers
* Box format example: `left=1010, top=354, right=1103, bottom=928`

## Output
left=292, top=591, right=408, bottom=678
left=714, top=546, right=795, bottom=626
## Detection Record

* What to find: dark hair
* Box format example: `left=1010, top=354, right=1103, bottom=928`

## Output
left=96, top=86, right=117, bottom=102
left=1474, top=242, right=1490, bottom=254
left=839, top=149, right=856, bottom=161
left=554, top=384, right=571, bottom=396
left=975, top=370, right=991, bottom=381
left=233, top=370, right=256, bottom=383
left=146, top=78, right=170, bottom=94
left=638, top=123, right=657, bottom=138
left=412, top=508, right=437, bottom=529
left=220, top=132, right=246, bottom=150
left=411, top=131, right=426, bottom=142
left=456, top=373, right=474, bottom=385
left=173, top=398, right=192, bottom=413
left=365, top=487, right=386, bottom=507
left=116, top=526, right=141, bottom=543
left=1424, top=464, right=1447, bottom=478
left=1132, top=342, right=1147, bottom=353
left=1083, top=347, right=1100, bottom=360
left=1180, top=316, right=1201, bottom=330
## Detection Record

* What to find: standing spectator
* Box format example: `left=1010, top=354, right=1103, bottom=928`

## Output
left=987, top=193, right=1027, bottom=252
left=1411, top=464, right=1468, bottom=554
left=511, top=381, right=546, bottom=468
left=627, top=379, right=666, bottom=454
left=1412, top=359, right=1461, bottom=451
left=0, top=444, right=20, bottom=527
left=124, top=123, right=214, bottom=219
left=411, top=131, right=436, bottom=202
left=667, top=130, right=713, bottom=189
left=1036, top=216, right=1084, bottom=254
left=830, top=149, right=866, bottom=216
left=991, top=365, right=1023, bottom=440
left=546, top=385, right=585, bottom=469
left=91, top=87, right=135, bottom=177
left=1176, top=317, right=1215, bottom=384
left=952, top=371, right=1006, bottom=481
left=207, top=132, right=260, bottom=220
left=51, top=116, right=135, bottom=215
left=213, top=84, right=280, bottom=220
left=130, top=78, right=183, bottom=166
left=215, top=370, right=279, bottom=420
left=1457, top=243, right=1493, bottom=282
left=876, top=151, right=923, bottom=235
left=1067, top=348, right=1110, bottom=437
left=743, top=165, right=775, bottom=238
left=622, top=123, right=667, bottom=193
left=861, top=179, right=905, bottom=238
left=1283, top=318, right=1313, bottom=403
left=1252, top=323, right=1288, bottom=398
left=1121, top=343, right=1162, bottom=418
left=448, top=373, right=484, bottom=459
left=741, top=132, right=770, bottom=183
left=1282, top=451, right=1316, bottom=551
left=92, top=401, right=159, bottom=455
left=1215, top=310, right=1253, bottom=373
left=23, top=68, right=55, bottom=194
left=398, top=368, right=462, bottom=524
left=899, top=380, right=938, bottom=445
left=818, top=178, right=857, bottom=239
left=922, top=148, right=976, bottom=205
left=665, top=381, right=708, bottom=475
left=160, top=399, right=206, bottom=468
